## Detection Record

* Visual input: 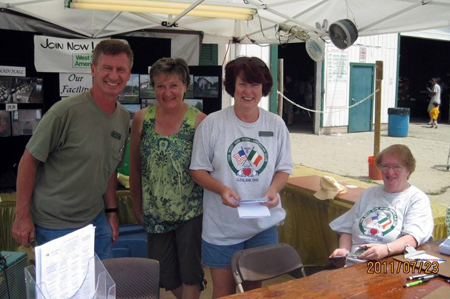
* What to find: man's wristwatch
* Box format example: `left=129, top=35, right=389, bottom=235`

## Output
left=386, top=243, right=392, bottom=254
left=105, top=207, right=118, bottom=213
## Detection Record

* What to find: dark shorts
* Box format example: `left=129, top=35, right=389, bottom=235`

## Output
left=147, top=215, right=204, bottom=291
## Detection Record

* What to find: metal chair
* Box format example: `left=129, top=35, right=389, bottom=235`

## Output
left=102, top=257, right=160, bottom=299
left=230, top=243, right=306, bottom=293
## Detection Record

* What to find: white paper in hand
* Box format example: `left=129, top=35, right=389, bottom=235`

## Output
left=237, top=197, right=270, bottom=218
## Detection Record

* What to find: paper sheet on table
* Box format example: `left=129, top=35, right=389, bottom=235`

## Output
left=237, top=198, right=270, bottom=218
left=35, top=224, right=95, bottom=299
left=410, top=252, right=447, bottom=263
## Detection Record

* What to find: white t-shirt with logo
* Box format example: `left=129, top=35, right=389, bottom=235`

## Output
left=329, top=185, right=433, bottom=253
left=190, top=106, right=293, bottom=245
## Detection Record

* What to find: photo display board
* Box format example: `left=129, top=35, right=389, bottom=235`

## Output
left=0, top=29, right=171, bottom=190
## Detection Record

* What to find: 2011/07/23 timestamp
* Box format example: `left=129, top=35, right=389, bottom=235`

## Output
left=367, top=261, right=439, bottom=274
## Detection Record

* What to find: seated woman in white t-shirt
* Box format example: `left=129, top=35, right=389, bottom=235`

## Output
left=329, top=144, right=433, bottom=264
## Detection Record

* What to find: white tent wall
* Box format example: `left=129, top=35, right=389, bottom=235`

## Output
left=218, top=43, right=271, bottom=111
left=322, top=33, right=399, bottom=132
left=0, top=11, right=202, bottom=65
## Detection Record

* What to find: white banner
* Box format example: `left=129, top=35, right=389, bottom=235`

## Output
left=0, top=65, right=26, bottom=77
left=59, top=73, right=92, bottom=97
left=34, top=36, right=106, bottom=73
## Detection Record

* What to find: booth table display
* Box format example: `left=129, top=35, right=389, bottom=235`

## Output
left=0, top=190, right=137, bottom=252
left=278, top=175, right=448, bottom=267
left=1, top=178, right=447, bottom=259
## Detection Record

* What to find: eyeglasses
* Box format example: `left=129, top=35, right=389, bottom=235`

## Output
left=234, top=57, right=267, bottom=68
left=379, top=164, right=404, bottom=172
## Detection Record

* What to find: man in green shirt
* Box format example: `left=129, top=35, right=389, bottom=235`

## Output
left=12, top=39, right=133, bottom=259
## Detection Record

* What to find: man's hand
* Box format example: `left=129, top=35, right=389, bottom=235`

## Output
left=12, top=213, right=35, bottom=247
left=106, top=213, right=119, bottom=244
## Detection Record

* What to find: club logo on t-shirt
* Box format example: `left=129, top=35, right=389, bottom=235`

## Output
left=359, top=207, right=398, bottom=237
left=227, top=137, right=268, bottom=181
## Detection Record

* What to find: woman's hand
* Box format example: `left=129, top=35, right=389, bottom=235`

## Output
left=330, top=248, right=350, bottom=258
left=262, top=188, right=280, bottom=209
left=357, top=243, right=389, bottom=260
left=220, top=186, right=241, bottom=208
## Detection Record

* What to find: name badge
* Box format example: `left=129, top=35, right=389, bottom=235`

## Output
left=259, top=131, right=274, bottom=137
left=111, top=131, right=122, bottom=140
left=178, top=134, right=194, bottom=141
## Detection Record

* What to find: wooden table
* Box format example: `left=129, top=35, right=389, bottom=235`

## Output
left=224, top=243, right=450, bottom=299
left=285, top=175, right=365, bottom=205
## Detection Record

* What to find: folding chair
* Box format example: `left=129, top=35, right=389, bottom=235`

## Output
left=230, top=243, right=306, bottom=293
left=102, top=257, right=160, bottom=299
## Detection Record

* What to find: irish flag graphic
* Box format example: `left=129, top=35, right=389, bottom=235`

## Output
left=247, top=148, right=263, bottom=167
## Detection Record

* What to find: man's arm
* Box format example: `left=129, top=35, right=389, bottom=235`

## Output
left=103, top=170, right=119, bottom=244
left=12, top=149, right=39, bottom=247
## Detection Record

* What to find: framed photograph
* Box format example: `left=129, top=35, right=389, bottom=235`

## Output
left=185, top=99, right=203, bottom=112
left=186, top=74, right=194, bottom=98
left=11, top=77, right=44, bottom=104
left=123, top=104, right=141, bottom=127
left=139, top=74, right=155, bottom=99
left=141, top=99, right=157, bottom=109
left=0, top=77, right=12, bottom=103
left=123, top=104, right=141, bottom=119
left=118, top=74, right=139, bottom=104
left=194, top=76, right=219, bottom=98
left=0, top=111, right=11, bottom=137
left=12, top=109, right=42, bottom=136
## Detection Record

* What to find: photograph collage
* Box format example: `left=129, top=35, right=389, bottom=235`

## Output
left=0, top=76, right=43, bottom=137
left=121, top=73, right=220, bottom=125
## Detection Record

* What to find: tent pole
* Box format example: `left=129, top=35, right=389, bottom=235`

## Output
left=278, top=58, right=284, bottom=117
left=374, top=61, right=383, bottom=157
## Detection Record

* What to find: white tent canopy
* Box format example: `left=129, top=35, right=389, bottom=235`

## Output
left=1, top=0, right=450, bottom=44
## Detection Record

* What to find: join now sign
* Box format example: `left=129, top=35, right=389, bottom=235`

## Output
left=34, top=36, right=107, bottom=73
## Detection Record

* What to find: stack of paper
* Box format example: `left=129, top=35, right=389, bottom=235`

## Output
left=237, top=198, right=271, bottom=219
left=440, top=237, right=450, bottom=255
left=34, top=224, right=96, bottom=299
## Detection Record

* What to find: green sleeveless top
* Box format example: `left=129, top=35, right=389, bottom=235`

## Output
left=140, top=104, right=203, bottom=233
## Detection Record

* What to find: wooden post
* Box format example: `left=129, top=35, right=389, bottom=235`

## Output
left=374, top=61, right=383, bottom=157
left=278, top=59, right=284, bottom=117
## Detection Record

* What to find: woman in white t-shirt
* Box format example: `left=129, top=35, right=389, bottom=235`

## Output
left=329, top=144, right=433, bottom=264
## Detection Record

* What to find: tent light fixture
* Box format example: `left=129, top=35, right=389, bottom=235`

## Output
left=66, top=0, right=256, bottom=21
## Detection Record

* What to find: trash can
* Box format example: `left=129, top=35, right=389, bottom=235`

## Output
left=388, top=108, right=410, bottom=137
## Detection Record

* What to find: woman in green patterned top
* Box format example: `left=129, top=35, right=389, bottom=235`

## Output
left=129, top=57, right=206, bottom=299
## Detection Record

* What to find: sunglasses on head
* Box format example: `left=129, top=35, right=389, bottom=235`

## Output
left=234, top=57, right=267, bottom=68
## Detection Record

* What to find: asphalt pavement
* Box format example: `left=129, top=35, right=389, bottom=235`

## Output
left=289, top=120, right=450, bottom=206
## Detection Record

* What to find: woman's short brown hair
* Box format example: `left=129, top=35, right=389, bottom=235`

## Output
left=150, top=57, right=190, bottom=88
left=223, top=57, right=273, bottom=97
left=375, top=144, right=416, bottom=176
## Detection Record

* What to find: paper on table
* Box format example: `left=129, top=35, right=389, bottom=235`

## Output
left=35, top=224, right=96, bottom=299
left=410, top=252, right=446, bottom=263
left=237, top=198, right=270, bottom=218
